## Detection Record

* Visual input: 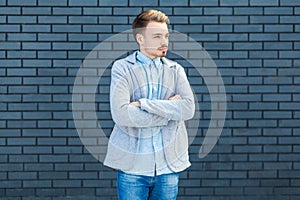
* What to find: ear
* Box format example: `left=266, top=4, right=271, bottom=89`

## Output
left=136, top=33, right=144, bottom=45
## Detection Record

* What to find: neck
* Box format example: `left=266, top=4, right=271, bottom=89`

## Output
left=140, top=49, right=157, bottom=60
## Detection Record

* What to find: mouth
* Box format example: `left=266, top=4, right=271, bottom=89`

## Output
left=159, top=47, right=168, bottom=52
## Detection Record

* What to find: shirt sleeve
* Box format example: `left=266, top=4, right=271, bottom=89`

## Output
left=139, top=64, right=195, bottom=121
left=110, top=60, right=169, bottom=128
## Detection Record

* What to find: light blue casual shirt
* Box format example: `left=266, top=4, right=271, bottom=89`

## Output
left=126, top=51, right=173, bottom=176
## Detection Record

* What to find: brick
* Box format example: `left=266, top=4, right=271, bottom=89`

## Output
left=234, top=7, right=263, bottom=15
left=36, top=188, right=65, bottom=197
left=7, top=50, right=36, bottom=59
left=99, top=0, right=127, bottom=6
left=204, top=7, right=232, bottom=15
left=0, top=111, right=21, bottom=119
left=169, top=16, right=188, bottom=24
left=38, top=0, right=67, bottom=6
left=9, top=103, right=38, bottom=111
left=250, top=0, right=279, bottom=6
left=83, top=25, right=112, bottom=33
left=265, top=128, right=292, bottom=137
left=279, top=120, right=300, bottom=127
left=204, top=42, right=232, bottom=51
left=38, top=33, right=67, bottom=41
left=112, top=7, right=141, bottom=15
left=99, top=16, right=128, bottom=24
left=249, top=120, right=277, bottom=127
left=38, top=103, right=68, bottom=111
left=281, top=0, right=300, bottom=6
left=68, top=34, right=97, bottom=41
left=22, top=25, right=50, bottom=33
left=22, top=94, right=51, bottom=103
left=7, top=68, right=36, bottom=76
left=83, top=180, right=110, bottom=187
left=234, top=42, right=262, bottom=50
left=251, top=16, right=278, bottom=24
left=220, top=0, right=248, bottom=6
left=250, top=33, right=278, bottom=41
left=190, top=0, right=218, bottom=6
left=7, top=138, right=36, bottom=145
left=190, top=16, right=218, bottom=24
left=0, top=147, right=22, bottom=155
left=265, top=24, right=293, bottom=32
left=8, top=16, right=36, bottom=24
left=0, top=24, right=20, bottom=32
left=220, top=33, right=248, bottom=41
left=52, top=8, right=81, bottom=15
left=265, top=7, right=293, bottom=15
left=234, top=24, right=263, bottom=33
left=280, top=33, right=300, bottom=41
left=69, top=0, right=97, bottom=6
left=0, top=7, right=20, bottom=15
left=9, top=86, right=38, bottom=94
left=53, top=180, right=81, bottom=187
left=0, top=181, right=22, bottom=188
left=0, top=77, right=22, bottom=85
left=24, top=78, right=52, bottom=85
left=38, top=51, right=66, bottom=59
left=8, top=0, right=36, bottom=6
left=113, top=24, right=132, bottom=32
left=264, top=77, right=292, bottom=84
left=280, top=51, right=300, bottom=59
left=174, top=7, right=202, bottom=15
left=22, top=7, right=51, bottom=15
left=250, top=51, right=277, bottom=59
left=204, top=25, right=232, bottom=33
left=220, top=16, right=248, bottom=24
left=6, top=189, right=35, bottom=197
left=280, top=16, right=300, bottom=24
left=220, top=51, right=248, bottom=59
left=23, top=112, right=52, bottom=120
left=23, top=180, right=51, bottom=188
left=249, top=68, right=277, bottom=76
left=22, top=42, right=51, bottom=50
left=24, top=163, right=53, bottom=171
left=263, top=94, right=291, bottom=102
left=83, top=7, right=112, bottom=15
left=7, top=33, right=36, bottom=41
left=23, top=60, right=52, bottom=68
left=38, top=138, right=66, bottom=145
left=69, top=16, right=97, bottom=24
left=23, top=146, right=52, bottom=154
left=8, top=172, right=37, bottom=180
left=39, top=155, right=68, bottom=163
left=7, top=120, right=36, bottom=128
left=38, top=16, right=67, bottom=24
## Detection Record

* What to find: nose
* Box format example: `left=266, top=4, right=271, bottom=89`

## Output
left=161, top=36, right=168, bottom=46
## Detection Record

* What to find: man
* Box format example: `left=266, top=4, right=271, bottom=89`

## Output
left=104, top=9, right=195, bottom=200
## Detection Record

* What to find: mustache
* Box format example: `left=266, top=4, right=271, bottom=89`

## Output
left=159, top=45, right=168, bottom=48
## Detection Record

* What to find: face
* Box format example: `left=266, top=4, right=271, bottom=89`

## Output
left=136, top=21, right=169, bottom=59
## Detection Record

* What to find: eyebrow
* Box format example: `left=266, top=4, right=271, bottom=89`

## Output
left=152, top=33, right=169, bottom=36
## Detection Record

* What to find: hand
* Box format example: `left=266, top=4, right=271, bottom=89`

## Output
left=168, top=94, right=182, bottom=100
left=130, top=101, right=141, bottom=107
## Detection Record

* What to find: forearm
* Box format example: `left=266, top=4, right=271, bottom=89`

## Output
left=139, top=97, right=195, bottom=121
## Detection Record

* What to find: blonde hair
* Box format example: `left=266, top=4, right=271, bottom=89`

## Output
left=132, top=9, right=169, bottom=37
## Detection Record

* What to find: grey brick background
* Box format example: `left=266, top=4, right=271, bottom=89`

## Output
left=1, top=0, right=300, bottom=199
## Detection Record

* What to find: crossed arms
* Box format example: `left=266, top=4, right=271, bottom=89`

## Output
left=110, top=61, right=195, bottom=128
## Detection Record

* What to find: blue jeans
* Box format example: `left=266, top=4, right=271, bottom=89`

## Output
left=117, top=171, right=180, bottom=200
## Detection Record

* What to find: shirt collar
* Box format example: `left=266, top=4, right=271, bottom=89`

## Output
left=136, top=51, right=162, bottom=67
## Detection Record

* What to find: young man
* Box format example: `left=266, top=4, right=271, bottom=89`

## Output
left=104, top=10, right=195, bottom=200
